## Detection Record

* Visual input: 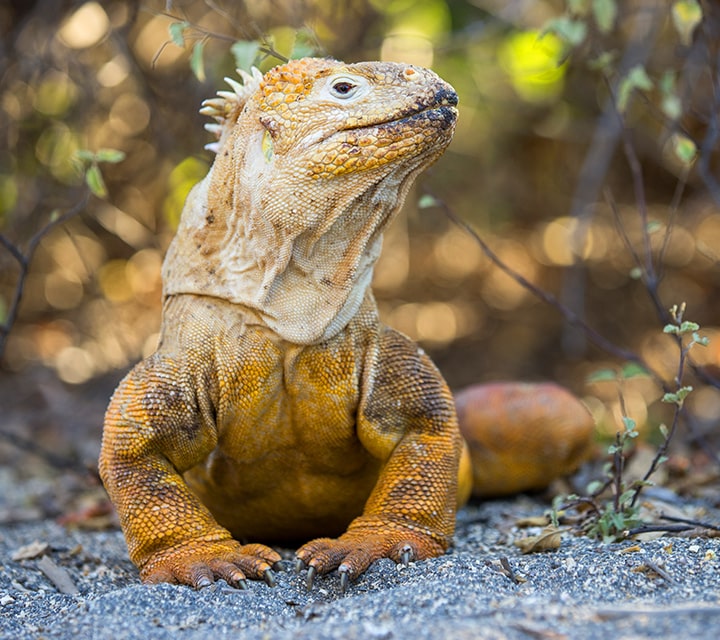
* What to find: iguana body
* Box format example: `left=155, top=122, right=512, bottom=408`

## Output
left=100, top=58, right=592, bottom=589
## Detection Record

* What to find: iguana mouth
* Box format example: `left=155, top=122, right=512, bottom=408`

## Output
left=341, top=89, right=459, bottom=134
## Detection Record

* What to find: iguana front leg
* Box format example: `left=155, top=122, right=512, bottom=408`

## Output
left=99, top=354, right=281, bottom=588
left=295, top=327, right=462, bottom=589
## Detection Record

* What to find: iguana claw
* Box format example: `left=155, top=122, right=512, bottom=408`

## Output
left=339, top=567, right=350, bottom=593
left=264, top=568, right=277, bottom=588
left=305, top=565, right=316, bottom=590
left=400, top=544, right=413, bottom=566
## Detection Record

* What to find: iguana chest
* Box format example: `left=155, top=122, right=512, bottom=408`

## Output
left=183, top=321, right=382, bottom=541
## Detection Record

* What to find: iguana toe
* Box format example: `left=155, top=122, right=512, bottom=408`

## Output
left=296, top=522, right=445, bottom=591
left=139, top=538, right=281, bottom=589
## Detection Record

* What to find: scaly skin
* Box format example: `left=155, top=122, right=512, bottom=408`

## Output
left=100, top=57, right=595, bottom=590
left=100, top=58, right=466, bottom=589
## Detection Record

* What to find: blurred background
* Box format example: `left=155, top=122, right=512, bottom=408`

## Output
left=1, top=0, right=719, bottom=520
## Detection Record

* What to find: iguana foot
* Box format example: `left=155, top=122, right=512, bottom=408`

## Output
left=295, top=519, right=446, bottom=591
left=140, top=538, right=281, bottom=589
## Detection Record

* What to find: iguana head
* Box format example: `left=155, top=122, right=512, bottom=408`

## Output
left=163, top=58, right=458, bottom=344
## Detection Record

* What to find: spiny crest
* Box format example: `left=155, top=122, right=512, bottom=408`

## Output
left=199, top=66, right=264, bottom=153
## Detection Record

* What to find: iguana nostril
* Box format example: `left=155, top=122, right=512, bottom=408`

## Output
left=434, top=87, right=458, bottom=107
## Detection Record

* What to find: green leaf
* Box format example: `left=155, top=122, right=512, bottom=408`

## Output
left=659, top=423, right=669, bottom=439
left=671, top=0, right=703, bottom=46
left=75, top=149, right=96, bottom=163
left=659, top=72, right=680, bottom=120
left=662, top=94, right=682, bottom=120
left=672, top=134, right=697, bottom=164
left=418, top=194, right=440, bottom=209
left=96, top=149, right=126, bottom=164
left=169, top=21, right=190, bottom=48
left=679, top=320, right=700, bottom=333
left=618, top=489, right=636, bottom=507
left=663, top=323, right=680, bottom=334
left=646, top=220, right=662, bottom=234
left=592, top=0, right=617, bottom=33
left=616, top=65, right=653, bottom=113
left=231, top=40, right=260, bottom=72
left=49, top=208, right=61, bottom=222
left=659, top=71, right=675, bottom=94
left=291, top=28, right=319, bottom=59
left=629, top=266, right=643, bottom=280
left=85, top=164, right=107, bottom=198
left=587, top=50, right=617, bottom=71
left=586, top=480, right=604, bottom=495
left=622, top=416, right=638, bottom=436
left=662, top=386, right=693, bottom=405
left=692, top=333, right=710, bottom=346
left=676, top=385, right=693, bottom=400
left=190, top=40, right=206, bottom=82
left=542, top=16, right=587, bottom=47
left=620, top=362, right=649, bottom=379
left=587, top=368, right=617, bottom=383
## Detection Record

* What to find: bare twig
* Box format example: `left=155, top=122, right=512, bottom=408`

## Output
left=658, top=513, right=720, bottom=532
left=641, top=560, right=674, bottom=583
left=560, top=6, right=663, bottom=355
left=696, top=50, right=720, bottom=206
left=624, top=523, right=697, bottom=536
left=612, top=432, right=624, bottom=514
left=0, top=192, right=90, bottom=359
left=429, top=191, right=664, bottom=386
left=159, top=11, right=290, bottom=64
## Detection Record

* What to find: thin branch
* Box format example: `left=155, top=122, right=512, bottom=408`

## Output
left=429, top=191, right=665, bottom=387
left=605, top=187, right=645, bottom=277
left=159, top=11, right=290, bottom=64
left=657, top=166, right=689, bottom=279
left=659, top=513, right=720, bottom=532
left=630, top=308, right=690, bottom=507
left=624, top=523, right=701, bottom=536
left=560, top=8, right=663, bottom=355
left=612, top=432, right=624, bottom=513
left=0, top=192, right=90, bottom=359
left=697, top=50, right=720, bottom=206
left=617, top=117, right=655, bottom=283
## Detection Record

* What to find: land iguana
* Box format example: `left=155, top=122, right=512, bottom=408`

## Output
left=99, top=58, right=593, bottom=591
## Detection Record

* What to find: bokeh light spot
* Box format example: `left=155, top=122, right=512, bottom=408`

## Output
left=58, top=2, right=110, bottom=49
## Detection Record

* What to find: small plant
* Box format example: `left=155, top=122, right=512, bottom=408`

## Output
left=554, top=304, right=709, bottom=543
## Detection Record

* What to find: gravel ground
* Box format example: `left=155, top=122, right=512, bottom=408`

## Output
left=2, top=498, right=719, bottom=640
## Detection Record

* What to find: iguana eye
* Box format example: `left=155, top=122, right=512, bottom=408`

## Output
left=330, top=79, right=358, bottom=99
